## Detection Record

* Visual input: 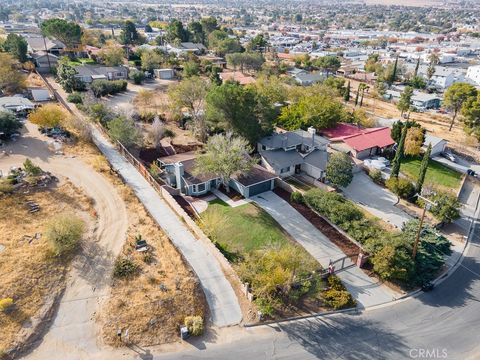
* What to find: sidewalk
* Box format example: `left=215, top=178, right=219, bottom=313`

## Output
left=252, top=191, right=400, bottom=309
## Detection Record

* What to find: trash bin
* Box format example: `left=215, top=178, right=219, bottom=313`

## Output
left=180, top=326, right=190, bottom=340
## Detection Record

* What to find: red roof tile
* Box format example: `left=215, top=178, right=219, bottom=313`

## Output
left=342, top=127, right=394, bottom=152
left=320, top=123, right=366, bottom=141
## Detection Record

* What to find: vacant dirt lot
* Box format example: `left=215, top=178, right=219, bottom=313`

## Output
left=0, top=180, right=94, bottom=355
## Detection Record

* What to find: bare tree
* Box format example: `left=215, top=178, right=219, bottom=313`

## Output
left=148, top=116, right=165, bottom=149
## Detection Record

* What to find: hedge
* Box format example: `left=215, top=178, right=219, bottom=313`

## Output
left=91, top=80, right=128, bottom=98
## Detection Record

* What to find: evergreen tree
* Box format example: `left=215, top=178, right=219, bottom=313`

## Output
left=354, top=83, right=361, bottom=106
left=344, top=81, right=351, bottom=102
left=391, top=126, right=408, bottom=178
left=414, top=57, right=420, bottom=77
left=416, top=144, right=431, bottom=195
left=391, top=55, right=399, bottom=83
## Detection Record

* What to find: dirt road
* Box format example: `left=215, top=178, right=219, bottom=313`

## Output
left=1, top=121, right=129, bottom=359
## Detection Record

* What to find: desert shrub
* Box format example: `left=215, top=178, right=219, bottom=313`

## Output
left=322, top=289, right=356, bottom=309
left=369, top=169, right=383, bottom=184
left=164, top=128, right=175, bottom=138
left=107, top=116, right=143, bottom=148
left=113, top=257, right=139, bottom=278
left=290, top=191, right=304, bottom=204
left=0, top=180, right=14, bottom=194
left=67, top=92, right=83, bottom=104
left=0, top=298, right=14, bottom=312
left=45, top=215, right=85, bottom=256
left=386, top=177, right=415, bottom=200
left=184, top=316, right=204, bottom=336
left=23, top=158, right=42, bottom=176
left=69, top=116, right=92, bottom=142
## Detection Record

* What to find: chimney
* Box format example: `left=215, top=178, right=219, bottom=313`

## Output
left=307, top=126, right=316, bottom=147
left=174, top=162, right=184, bottom=190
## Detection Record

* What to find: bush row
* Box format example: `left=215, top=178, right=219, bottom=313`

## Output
left=91, top=80, right=128, bottom=98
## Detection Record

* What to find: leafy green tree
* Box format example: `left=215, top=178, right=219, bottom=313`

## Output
left=28, top=104, right=69, bottom=128
left=252, top=75, right=288, bottom=105
left=168, top=76, right=210, bottom=142
left=107, top=116, right=143, bottom=148
left=429, top=192, right=461, bottom=224
left=462, top=93, right=480, bottom=141
left=0, top=110, right=22, bottom=137
left=404, top=126, right=425, bottom=156
left=200, top=17, right=219, bottom=38
left=323, top=77, right=346, bottom=97
left=166, top=19, right=189, bottom=43
left=443, top=82, right=478, bottom=131
left=129, top=70, right=145, bottom=84
left=415, top=144, right=431, bottom=194
left=206, top=81, right=273, bottom=144
left=278, top=93, right=347, bottom=130
left=194, top=132, right=256, bottom=192
left=98, top=43, right=125, bottom=66
left=188, top=21, right=204, bottom=44
left=391, top=120, right=423, bottom=143
left=2, top=33, right=28, bottom=62
left=183, top=60, right=200, bottom=78
left=326, top=152, right=353, bottom=188
left=397, top=86, right=413, bottom=116
left=208, top=30, right=243, bottom=56
left=248, top=34, right=268, bottom=51
left=0, top=52, right=26, bottom=95
left=140, top=50, right=163, bottom=72
left=409, top=76, right=426, bottom=89
left=314, top=56, right=341, bottom=76
left=119, top=20, right=144, bottom=45
left=41, top=18, right=82, bottom=49
left=370, top=242, right=415, bottom=282
left=56, top=57, right=84, bottom=93
left=391, top=125, right=408, bottom=178
left=344, top=81, right=351, bottom=102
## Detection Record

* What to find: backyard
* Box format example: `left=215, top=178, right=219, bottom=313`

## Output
left=400, top=156, right=463, bottom=191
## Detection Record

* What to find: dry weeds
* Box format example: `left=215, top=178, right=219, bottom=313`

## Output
left=0, top=181, right=94, bottom=353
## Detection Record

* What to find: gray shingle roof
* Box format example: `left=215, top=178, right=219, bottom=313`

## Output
left=260, top=149, right=304, bottom=169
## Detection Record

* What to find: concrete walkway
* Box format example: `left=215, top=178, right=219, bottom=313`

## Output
left=91, top=126, right=242, bottom=327
left=211, top=188, right=251, bottom=207
left=343, top=172, right=411, bottom=229
left=252, top=191, right=400, bottom=309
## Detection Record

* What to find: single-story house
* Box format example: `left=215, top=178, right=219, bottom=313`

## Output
left=322, top=123, right=395, bottom=160
left=0, top=96, right=35, bottom=113
left=293, top=71, right=325, bottom=86
left=74, top=65, right=128, bottom=84
left=22, top=34, right=65, bottom=55
left=258, top=127, right=330, bottom=180
left=422, top=134, right=447, bottom=157
left=385, top=89, right=441, bottom=110
left=31, top=52, right=59, bottom=73
left=158, top=152, right=277, bottom=198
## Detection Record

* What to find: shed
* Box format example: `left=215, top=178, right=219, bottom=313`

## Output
left=154, top=68, right=175, bottom=80
left=31, top=89, right=51, bottom=102
left=422, top=134, right=447, bottom=157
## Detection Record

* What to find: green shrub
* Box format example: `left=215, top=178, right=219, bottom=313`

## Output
left=129, top=70, right=145, bottom=85
left=322, top=289, right=356, bottom=309
left=386, top=177, right=415, bottom=200
left=91, top=80, right=128, bottom=98
left=0, top=298, right=14, bottom=312
left=113, top=257, right=139, bottom=278
left=369, top=169, right=383, bottom=184
left=23, top=158, right=42, bottom=176
left=184, top=316, right=204, bottom=336
left=290, top=191, right=304, bottom=204
left=67, top=93, right=83, bottom=104
left=164, top=129, right=175, bottom=138
left=45, top=215, right=85, bottom=256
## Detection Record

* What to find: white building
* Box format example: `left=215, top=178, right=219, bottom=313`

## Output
left=466, top=65, right=480, bottom=87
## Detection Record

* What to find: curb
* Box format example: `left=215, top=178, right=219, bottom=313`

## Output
left=243, top=307, right=359, bottom=328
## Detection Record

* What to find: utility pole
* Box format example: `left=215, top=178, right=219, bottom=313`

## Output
left=412, top=194, right=437, bottom=259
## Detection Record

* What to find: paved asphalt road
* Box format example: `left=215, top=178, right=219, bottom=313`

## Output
left=155, top=222, right=480, bottom=359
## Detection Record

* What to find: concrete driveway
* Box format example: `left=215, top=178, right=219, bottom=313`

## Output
left=343, top=172, right=411, bottom=229
left=253, top=191, right=400, bottom=308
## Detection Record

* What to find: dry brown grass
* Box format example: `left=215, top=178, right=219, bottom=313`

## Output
left=100, top=193, right=207, bottom=347
left=0, top=181, right=94, bottom=353
left=63, top=135, right=207, bottom=347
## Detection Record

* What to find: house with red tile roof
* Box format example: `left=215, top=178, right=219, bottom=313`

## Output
left=321, top=123, right=395, bottom=159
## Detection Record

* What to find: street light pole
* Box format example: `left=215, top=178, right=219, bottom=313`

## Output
left=412, top=194, right=437, bottom=259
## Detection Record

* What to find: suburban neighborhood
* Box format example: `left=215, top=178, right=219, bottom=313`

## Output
left=1, top=0, right=480, bottom=359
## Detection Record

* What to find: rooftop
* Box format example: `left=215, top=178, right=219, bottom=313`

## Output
left=343, top=127, right=394, bottom=152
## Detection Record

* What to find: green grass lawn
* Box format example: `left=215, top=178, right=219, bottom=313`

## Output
left=201, top=199, right=294, bottom=255
left=400, top=157, right=462, bottom=190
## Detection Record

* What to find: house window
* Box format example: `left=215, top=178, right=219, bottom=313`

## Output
left=197, top=183, right=206, bottom=192
left=280, top=166, right=290, bottom=174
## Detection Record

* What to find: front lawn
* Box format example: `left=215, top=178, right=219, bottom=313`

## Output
left=201, top=199, right=298, bottom=254
left=400, top=157, right=462, bottom=190
left=199, top=199, right=355, bottom=316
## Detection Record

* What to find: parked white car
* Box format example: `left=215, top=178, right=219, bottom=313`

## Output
left=364, top=157, right=390, bottom=170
